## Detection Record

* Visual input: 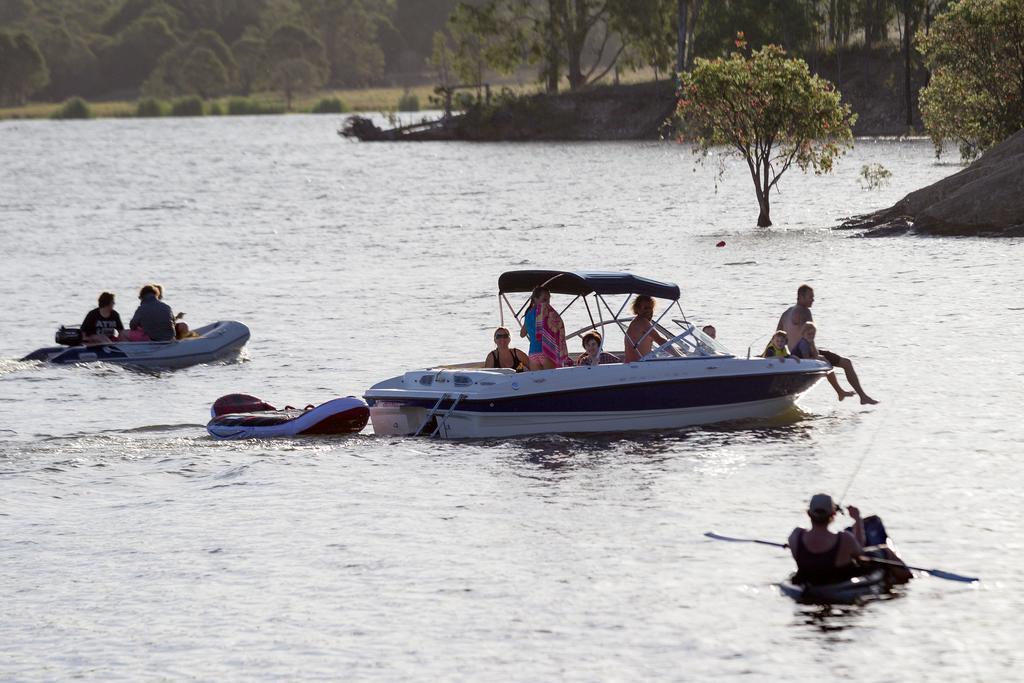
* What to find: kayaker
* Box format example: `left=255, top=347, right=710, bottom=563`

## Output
left=80, top=291, right=124, bottom=345
left=788, top=493, right=868, bottom=585
left=123, top=284, right=175, bottom=342
left=788, top=493, right=913, bottom=585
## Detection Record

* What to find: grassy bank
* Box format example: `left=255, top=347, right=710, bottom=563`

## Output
left=0, top=83, right=540, bottom=121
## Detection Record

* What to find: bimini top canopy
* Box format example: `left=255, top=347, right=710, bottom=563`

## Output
left=498, top=270, right=680, bottom=300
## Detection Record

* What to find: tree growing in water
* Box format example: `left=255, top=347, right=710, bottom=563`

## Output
left=919, top=0, right=1024, bottom=159
left=676, top=41, right=855, bottom=227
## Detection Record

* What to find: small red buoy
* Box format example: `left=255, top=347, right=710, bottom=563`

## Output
left=716, top=240, right=726, bottom=247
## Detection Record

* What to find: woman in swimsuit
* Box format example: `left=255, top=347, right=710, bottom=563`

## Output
left=520, top=286, right=569, bottom=370
left=484, top=327, right=529, bottom=372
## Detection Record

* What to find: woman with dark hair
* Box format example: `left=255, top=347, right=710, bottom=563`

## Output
left=575, top=331, right=619, bottom=366
left=484, top=327, right=529, bottom=372
left=520, top=286, right=569, bottom=370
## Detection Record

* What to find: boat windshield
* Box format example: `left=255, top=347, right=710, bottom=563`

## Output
left=643, top=320, right=732, bottom=360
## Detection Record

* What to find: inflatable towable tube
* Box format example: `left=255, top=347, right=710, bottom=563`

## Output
left=207, top=393, right=369, bottom=440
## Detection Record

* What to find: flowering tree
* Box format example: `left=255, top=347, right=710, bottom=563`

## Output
left=676, top=41, right=855, bottom=227
left=919, top=0, right=1024, bottom=159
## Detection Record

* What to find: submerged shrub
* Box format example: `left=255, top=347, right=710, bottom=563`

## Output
left=170, top=96, right=204, bottom=116
left=136, top=98, right=165, bottom=117
left=859, top=163, right=892, bottom=190
left=397, top=91, right=420, bottom=112
left=311, top=97, right=347, bottom=114
left=226, top=97, right=284, bottom=115
left=51, top=97, right=92, bottom=119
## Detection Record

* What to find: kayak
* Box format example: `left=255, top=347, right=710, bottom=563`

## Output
left=22, top=321, right=250, bottom=370
left=779, top=568, right=889, bottom=605
left=206, top=394, right=369, bottom=440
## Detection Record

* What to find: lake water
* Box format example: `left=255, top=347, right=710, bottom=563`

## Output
left=2, top=114, right=1022, bottom=681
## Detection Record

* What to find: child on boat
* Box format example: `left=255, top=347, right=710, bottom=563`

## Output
left=762, top=330, right=796, bottom=360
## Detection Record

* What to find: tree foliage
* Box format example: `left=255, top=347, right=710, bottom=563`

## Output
left=449, top=0, right=627, bottom=92
left=919, top=0, right=1024, bottom=159
left=143, top=29, right=237, bottom=96
left=179, top=47, right=229, bottom=97
left=270, top=58, right=322, bottom=109
left=0, top=0, right=982, bottom=114
left=676, top=42, right=855, bottom=227
left=231, top=34, right=266, bottom=95
left=0, top=31, right=49, bottom=105
left=266, top=23, right=327, bottom=108
left=298, top=0, right=387, bottom=87
left=97, top=15, right=180, bottom=92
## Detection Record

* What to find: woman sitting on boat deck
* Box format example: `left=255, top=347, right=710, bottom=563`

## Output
left=788, top=493, right=911, bottom=585
left=483, top=327, right=529, bottom=372
left=576, top=331, right=620, bottom=366
left=519, top=286, right=571, bottom=370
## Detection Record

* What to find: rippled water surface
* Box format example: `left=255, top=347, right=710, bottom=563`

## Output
left=2, top=115, right=1022, bottom=681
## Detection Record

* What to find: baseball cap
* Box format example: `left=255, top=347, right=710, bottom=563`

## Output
left=808, top=493, right=836, bottom=522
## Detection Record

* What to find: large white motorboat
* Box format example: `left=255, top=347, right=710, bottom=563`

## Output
left=365, top=270, right=829, bottom=439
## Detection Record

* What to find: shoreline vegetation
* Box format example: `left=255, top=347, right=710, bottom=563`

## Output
left=0, top=83, right=461, bottom=120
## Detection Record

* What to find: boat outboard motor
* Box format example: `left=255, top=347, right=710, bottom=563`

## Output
left=55, top=326, right=83, bottom=346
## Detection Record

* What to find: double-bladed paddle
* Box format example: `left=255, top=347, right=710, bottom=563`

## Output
left=704, top=531, right=979, bottom=583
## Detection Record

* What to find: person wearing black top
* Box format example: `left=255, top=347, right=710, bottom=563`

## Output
left=81, top=291, right=124, bottom=345
left=788, top=493, right=912, bottom=585
left=483, top=327, right=529, bottom=372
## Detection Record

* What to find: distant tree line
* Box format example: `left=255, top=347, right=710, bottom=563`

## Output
left=0, top=0, right=465, bottom=106
left=431, top=0, right=953, bottom=96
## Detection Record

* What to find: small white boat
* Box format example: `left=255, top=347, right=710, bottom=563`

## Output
left=22, top=321, right=250, bottom=370
left=364, top=270, right=830, bottom=439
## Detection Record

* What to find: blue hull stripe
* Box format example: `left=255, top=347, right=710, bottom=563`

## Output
left=367, top=371, right=825, bottom=414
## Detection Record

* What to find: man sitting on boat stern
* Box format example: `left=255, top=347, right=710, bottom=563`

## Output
left=789, top=494, right=911, bottom=585
left=80, top=291, right=124, bottom=344
left=624, top=295, right=676, bottom=362
left=778, top=284, right=878, bottom=404
left=123, top=284, right=175, bottom=342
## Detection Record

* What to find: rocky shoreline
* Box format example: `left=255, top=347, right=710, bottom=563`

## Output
left=838, top=129, right=1024, bottom=238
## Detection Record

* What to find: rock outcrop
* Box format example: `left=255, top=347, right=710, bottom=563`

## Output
left=840, top=129, right=1024, bottom=237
